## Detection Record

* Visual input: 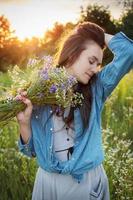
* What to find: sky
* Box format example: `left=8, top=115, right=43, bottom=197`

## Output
left=0, top=0, right=124, bottom=40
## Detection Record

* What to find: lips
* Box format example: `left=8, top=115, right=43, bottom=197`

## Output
left=85, top=72, right=91, bottom=78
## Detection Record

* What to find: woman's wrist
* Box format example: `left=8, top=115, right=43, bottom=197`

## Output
left=17, top=118, right=31, bottom=127
left=19, top=123, right=32, bottom=144
left=19, top=122, right=31, bottom=129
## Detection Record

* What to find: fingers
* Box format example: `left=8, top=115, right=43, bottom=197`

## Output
left=17, top=88, right=27, bottom=96
left=15, top=95, right=33, bottom=117
left=14, top=94, right=27, bottom=101
left=14, top=89, right=33, bottom=109
left=21, top=91, right=27, bottom=96
left=14, top=89, right=33, bottom=121
left=104, top=33, right=114, bottom=46
left=18, top=96, right=33, bottom=109
left=14, top=89, right=27, bottom=101
left=22, top=98, right=33, bottom=108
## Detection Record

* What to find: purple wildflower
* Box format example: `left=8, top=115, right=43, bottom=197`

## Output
left=67, top=76, right=76, bottom=86
left=27, top=58, right=38, bottom=66
left=39, top=68, right=49, bottom=80
left=42, top=55, right=53, bottom=64
left=43, top=63, right=51, bottom=69
left=49, top=84, right=57, bottom=93
left=69, top=76, right=76, bottom=83
left=60, top=83, right=66, bottom=90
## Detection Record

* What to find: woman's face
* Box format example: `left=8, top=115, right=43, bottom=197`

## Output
left=66, top=41, right=103, bottom=84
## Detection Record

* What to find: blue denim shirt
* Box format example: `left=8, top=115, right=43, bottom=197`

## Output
left=18, top=32, right=133, bottom=183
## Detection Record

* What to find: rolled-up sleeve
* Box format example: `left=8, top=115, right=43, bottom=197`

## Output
left=97, top=31, right=133, bottom=102
left=18, top=133, right=36, bottom=158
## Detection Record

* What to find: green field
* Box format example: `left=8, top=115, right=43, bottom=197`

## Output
left=0, top=71, right=133, bottom=200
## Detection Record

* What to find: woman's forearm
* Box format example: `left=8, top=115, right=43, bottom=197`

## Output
left=104, top=33, right=114, bottom=46
left=19, top=123, right=32, bottom=144
left=99, top=32, right=133, bottom=102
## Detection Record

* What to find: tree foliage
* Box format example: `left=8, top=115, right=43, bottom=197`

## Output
left=118, top=0, right=133, bottom=10
left=79, top=4, right=117, bottom=34
left=119, top=9, right=133, bottom=39
left=0, top=4, right=132, bottom=72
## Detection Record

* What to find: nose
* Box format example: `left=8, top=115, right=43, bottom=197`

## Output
left=86, top=66, right=100, bottom=78
left=91, top=67, right=99, bottom=75
left=94, top=67, right=100, bottom=74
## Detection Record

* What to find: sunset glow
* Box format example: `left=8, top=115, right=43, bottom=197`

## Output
left=0, top=0, right=123, bottom=40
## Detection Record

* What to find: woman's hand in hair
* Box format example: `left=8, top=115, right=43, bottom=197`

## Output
left=104, top=33, right=114, bottom=46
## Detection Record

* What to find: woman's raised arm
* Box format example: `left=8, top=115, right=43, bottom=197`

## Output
left=97, top=32, right=133, bottom=103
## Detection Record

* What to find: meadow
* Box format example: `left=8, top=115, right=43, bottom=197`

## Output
left=0, top=1, right=133, bottom=198
left=0, top=70, right=133, bottom=200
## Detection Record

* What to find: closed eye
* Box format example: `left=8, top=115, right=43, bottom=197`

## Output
left=89, top=56, right=102, bottom=67
left=89, top=60, right=94, bottom=65
left=89, top=60, right=100, bottom=67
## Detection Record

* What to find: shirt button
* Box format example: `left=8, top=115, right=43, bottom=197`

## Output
left=35, top=115, right=38, bottom=119
left=67, top=138, right=70, bottom=141
left=32, top=152, right=36, bottom=157
left=50, top=128, right=53, bottom=131
left=50, top=110, right=53, bottom=113
left=25, top=146, right=29, bottom=151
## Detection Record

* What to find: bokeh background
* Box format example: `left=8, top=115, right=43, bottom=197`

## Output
left=0, top=0, right=133, bottom=199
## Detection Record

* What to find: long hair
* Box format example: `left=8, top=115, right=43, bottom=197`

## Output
left=49, top=22, right=105, bottom=134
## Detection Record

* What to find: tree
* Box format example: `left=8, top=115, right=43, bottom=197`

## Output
left=79, top=4, right=117, bottom=34
left=118, top=0, right=133, bottom=10
left=38, top=22, right=64, bottom=56
left=119, top=9, right=133, bottom=39
left=0, top=15, right=15, bottom=48
left=0, top=15, right=19, bottom=72
left=0, top=15, right=41, bottom=72
left=43, top=22, right=64, bottom=43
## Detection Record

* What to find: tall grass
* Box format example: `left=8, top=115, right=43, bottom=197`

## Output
left=102, top=71, right=133, bottom=148
left=0, top=71, right=133, bottom=199
left=103, top=128, right=133, bottom=200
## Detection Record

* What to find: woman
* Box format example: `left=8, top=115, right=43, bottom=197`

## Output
left=16, top=22, right=133, bottom=200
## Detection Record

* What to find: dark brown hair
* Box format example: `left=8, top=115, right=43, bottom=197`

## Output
left=51, top=22, right=105, bottom=134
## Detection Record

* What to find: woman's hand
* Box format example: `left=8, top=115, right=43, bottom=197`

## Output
left=104, top=33, right=114, bottom=46
left=15, top=89, right=33, bottom=126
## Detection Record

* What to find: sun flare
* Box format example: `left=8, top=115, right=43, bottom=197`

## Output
left=0, top=0, right=122, bottom=40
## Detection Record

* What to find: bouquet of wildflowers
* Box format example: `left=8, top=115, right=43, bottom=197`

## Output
left=0, top=55, right=84, bottom=126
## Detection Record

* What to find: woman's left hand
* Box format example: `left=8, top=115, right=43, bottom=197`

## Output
left=104, top=33, right=114, bottom=46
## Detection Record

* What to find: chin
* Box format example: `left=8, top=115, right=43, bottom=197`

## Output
left=83, top=77, right=91, bottom=84
left=78, top=76, right=90, bottom=84
left=79, top=80, right=89, bottom=85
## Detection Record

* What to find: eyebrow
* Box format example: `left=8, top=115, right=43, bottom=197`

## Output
left=91, top=56, right=102, bottom=65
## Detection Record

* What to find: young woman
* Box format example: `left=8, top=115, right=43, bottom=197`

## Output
left=16, top=22, right=133, bottom=200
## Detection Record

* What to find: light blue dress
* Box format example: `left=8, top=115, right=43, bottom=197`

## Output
left=32, top=164, right=109, bottom=200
